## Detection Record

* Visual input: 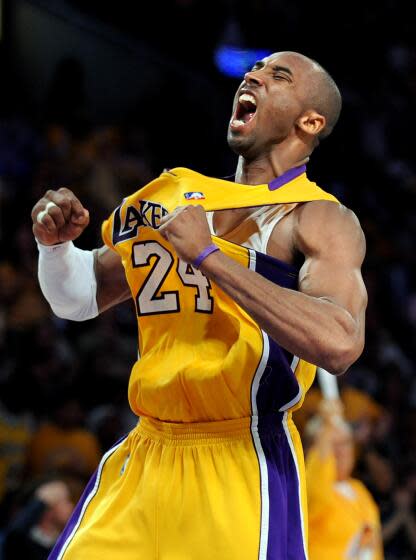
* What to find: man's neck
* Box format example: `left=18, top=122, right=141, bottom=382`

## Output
left=234, top=150, right=310, bottom=186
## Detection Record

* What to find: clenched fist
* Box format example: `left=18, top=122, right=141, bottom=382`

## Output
left=31, top=188, right=89, bottom=245
left=158, top=205, right=213, bottom=264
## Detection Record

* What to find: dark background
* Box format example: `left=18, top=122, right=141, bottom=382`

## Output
left=1, top=1, right=416, bottom=558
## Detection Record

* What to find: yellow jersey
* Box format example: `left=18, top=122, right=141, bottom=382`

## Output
left=101, top=166, right=339, bottom=423
left=51, top=165, right=341, bottom=560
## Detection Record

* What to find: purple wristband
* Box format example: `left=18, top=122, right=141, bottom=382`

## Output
left=193, top=243, right=220, bottom=269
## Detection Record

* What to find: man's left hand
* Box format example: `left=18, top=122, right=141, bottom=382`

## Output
left=158, top=205, right=213, bottom=264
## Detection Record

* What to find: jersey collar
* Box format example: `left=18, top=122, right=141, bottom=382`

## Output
left=268, top=164, right=307, bottom=191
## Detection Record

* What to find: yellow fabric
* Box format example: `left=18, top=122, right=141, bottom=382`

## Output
left=101, top=167, right=339, bottom=423
left=307, top=446, right=383, bottom=559
left=62, top=417, right=263, bottom=560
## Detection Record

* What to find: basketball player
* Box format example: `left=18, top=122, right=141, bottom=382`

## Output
left=32, top=52, right=367, bottom=559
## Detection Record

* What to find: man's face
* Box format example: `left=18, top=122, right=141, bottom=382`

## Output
left=227, top=52, right=313, bottom=159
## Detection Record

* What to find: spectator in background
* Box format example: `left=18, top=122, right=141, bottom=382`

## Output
left=26, top=394, right=101, bottom=480
left=305, top=400, right=383, bottom=559
left=364, top=451, right=416, bottom=559
left=3, top=478, right=75, bottom=560
left=0, top=378, right=33, bottom=511
left=295, top=379, right=386, bottom=443
left=382, top=484, right=416, bottom=559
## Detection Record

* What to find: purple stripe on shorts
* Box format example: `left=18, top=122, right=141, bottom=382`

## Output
left=48, top=435, right=127, bottom=560
left=258, top=416, right=306, bottom=559
left=48, top=469, right=99, bottom=560
left=268, top=164, right=306, bottom=191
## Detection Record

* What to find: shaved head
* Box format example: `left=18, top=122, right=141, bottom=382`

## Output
left=269, top=51, right=342, bottom=139
left=300, top=58, right=342, bottom=139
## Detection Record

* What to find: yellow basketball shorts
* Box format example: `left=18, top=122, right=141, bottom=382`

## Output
left=48, top=413, right=308, bottom=559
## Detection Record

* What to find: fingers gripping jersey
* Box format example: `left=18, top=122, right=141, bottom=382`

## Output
left=101, top=166, right=339, bottom=423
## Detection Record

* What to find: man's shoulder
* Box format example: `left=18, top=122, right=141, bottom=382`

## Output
left=292, top=199, right=366, bottom=260
left=295, top=199, right=363, bottom=237
left=295, top=198, right=353, bottom=219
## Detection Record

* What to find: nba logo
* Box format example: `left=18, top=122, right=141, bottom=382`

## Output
left=184, top=192, right=205, bottom=200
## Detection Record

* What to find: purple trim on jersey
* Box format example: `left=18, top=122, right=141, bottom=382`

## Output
left=254, top=253, right=300, bottom=413
left=255, top=250, right=299, bottom=287
left=268, top=165, right=307, bottom=191
left=256, top=336, right=300, bottom=413
left=258, top=416, right=306, bottom=559
left=48, top=435, right=127, bottom=560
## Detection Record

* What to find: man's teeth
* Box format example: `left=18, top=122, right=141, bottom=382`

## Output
left=232, top=119, right=245, bottom=126
left=238, top=93, right=257, bottom=106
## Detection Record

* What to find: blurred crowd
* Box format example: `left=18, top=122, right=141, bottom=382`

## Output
left=1, top=2, right=416, bottom=558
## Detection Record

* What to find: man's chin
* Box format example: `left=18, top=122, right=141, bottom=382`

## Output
left=227, top=130, right=256, bottom=157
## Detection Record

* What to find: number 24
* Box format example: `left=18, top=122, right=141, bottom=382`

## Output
left=132, top=241, right=214, bottom=315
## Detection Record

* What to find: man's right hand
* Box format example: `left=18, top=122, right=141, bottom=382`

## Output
left=31, top=188, right=90, bottom=246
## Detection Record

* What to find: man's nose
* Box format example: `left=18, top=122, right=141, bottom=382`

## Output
left=243, top=70, right=265, bottom=87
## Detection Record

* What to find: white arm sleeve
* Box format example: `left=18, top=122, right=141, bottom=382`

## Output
left=37, top=241, right=99, bottom=321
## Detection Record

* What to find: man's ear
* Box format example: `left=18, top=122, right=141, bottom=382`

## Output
left=296, top=110, right=326, bottom=137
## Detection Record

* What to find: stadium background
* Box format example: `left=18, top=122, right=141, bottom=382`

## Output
left=1, top=1, right=416, bottom=557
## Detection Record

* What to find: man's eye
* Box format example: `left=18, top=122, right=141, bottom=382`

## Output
left=273, top=74, right=285, bottom=80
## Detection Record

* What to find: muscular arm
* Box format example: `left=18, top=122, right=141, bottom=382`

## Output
left=161, top=201, right=366, bottom=374
left=94, top=246, right=131, bottom=312
left=201, top=201, right=366, bottom=374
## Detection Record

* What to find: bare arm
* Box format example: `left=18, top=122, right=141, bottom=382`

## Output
left=293, top=200, right=367, bottom=371
left=159, top=202, right=367, bottom=374
left=94, top=246, right=131, bottom=312
left=203, top=202, right=366, bottom=373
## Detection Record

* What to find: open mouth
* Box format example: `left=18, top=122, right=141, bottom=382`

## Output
left=230, top=93, right=257, bottom=130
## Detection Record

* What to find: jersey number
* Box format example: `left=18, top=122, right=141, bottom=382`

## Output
left=132, top=241, right=213, bottom=315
